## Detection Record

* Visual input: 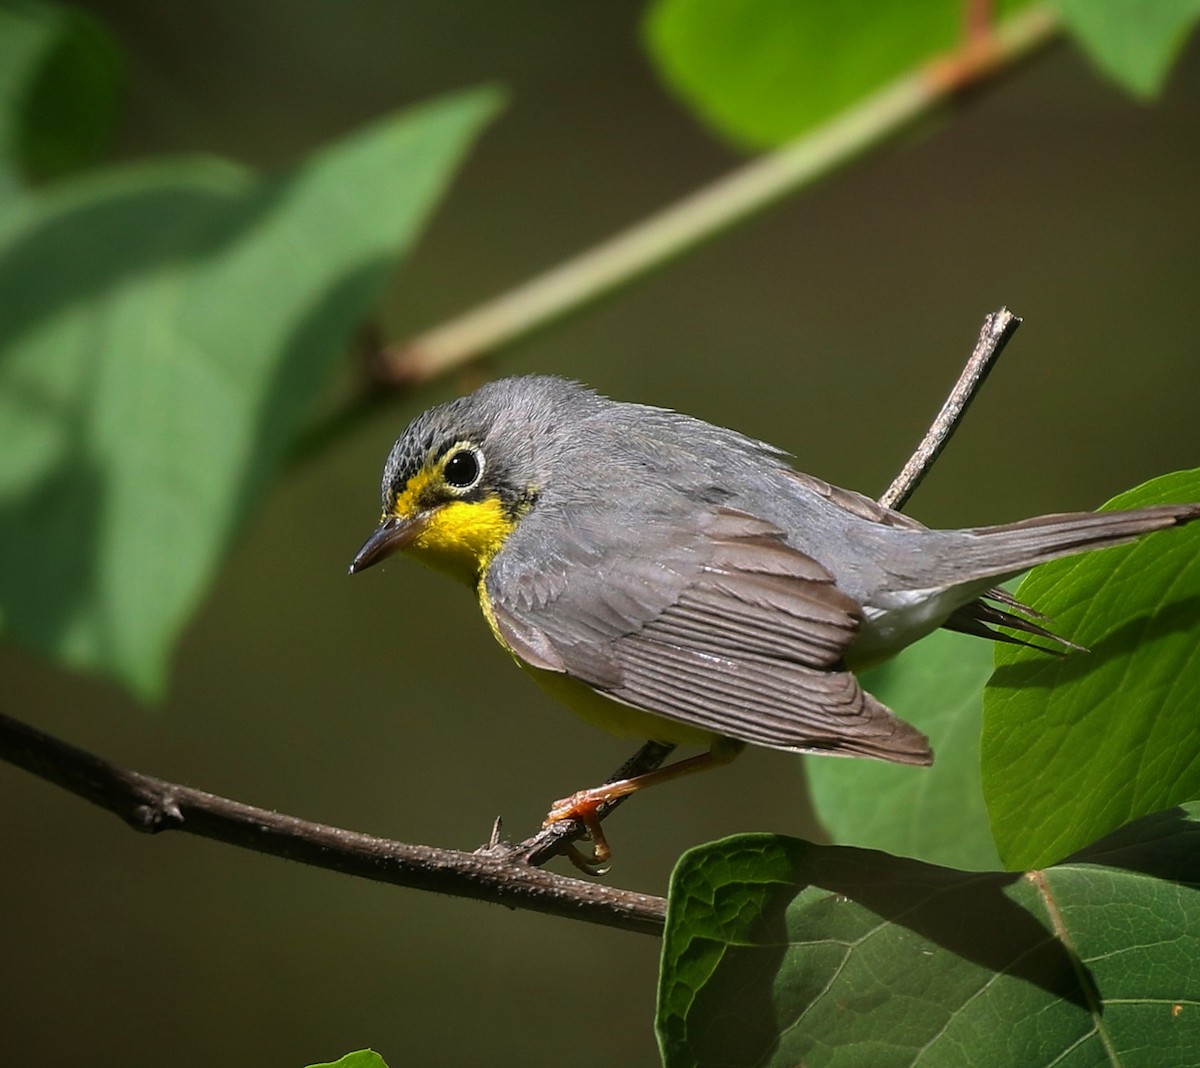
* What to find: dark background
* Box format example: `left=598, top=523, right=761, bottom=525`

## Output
left=2, top=3, right=1198, bottom=1066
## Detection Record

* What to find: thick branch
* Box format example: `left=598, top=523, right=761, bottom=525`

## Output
left=0, top=711, right=665, bottom=935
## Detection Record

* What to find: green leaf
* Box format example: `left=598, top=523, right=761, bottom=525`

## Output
left=1053, top=0, right=1200, bottom=97
left=658, top=811, right=1200, bottom=1067
left=982, top=470, right=1200, bottom=871
left=808, top=629, right=1000, bottom=871
left=642, top=0, right=1033, bottom=150
left=0, top=0, right=123, bottom=194
left=0, top=88, right=501, bottom=699
left=306, top=1052, right=389, bottom=1068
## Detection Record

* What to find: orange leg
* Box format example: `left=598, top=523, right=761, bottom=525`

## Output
left=545, top=739, right=744, bottom=875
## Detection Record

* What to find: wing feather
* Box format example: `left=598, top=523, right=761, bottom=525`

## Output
left=486, top=506, right=932, bottom=765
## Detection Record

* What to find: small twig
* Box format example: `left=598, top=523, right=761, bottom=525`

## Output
left=0, top=711, right=665, bottom=936
left=879, top=308, right=1020, bottom=511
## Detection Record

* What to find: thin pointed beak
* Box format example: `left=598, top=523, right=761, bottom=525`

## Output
left=348, top=513, right=431, bottom=574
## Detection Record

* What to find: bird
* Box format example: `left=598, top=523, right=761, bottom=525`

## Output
left=349, top=374, right=1198, bottom=871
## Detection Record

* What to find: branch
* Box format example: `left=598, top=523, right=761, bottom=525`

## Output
left=0, top=710, right=666, bottom=935
left=880, top=308, right=1020, bottom=511
left=375, top=8, right=1056, bottom=385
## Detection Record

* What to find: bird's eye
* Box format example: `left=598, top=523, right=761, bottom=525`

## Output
left=443, top=447, right=483, bottom=490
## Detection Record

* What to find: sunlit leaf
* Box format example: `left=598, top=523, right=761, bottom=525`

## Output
left=983, top=469, right=1200, bottom=871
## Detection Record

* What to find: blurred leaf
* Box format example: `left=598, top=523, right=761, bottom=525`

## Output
left=0, top=88, right=500, bottom=699
left=642, top=0, right=1033, bottom=149
left=0, top=0, right=123, bottom=194
left=1054, top=0, right=1200, bottom=96
left=658, top=810, right=1200, bottom=1067
left=306, top=1052, right=389, bottom=1068
left=808, top=629, right=1000, bottom=871
left=982, top=470, right=1200, bottom=871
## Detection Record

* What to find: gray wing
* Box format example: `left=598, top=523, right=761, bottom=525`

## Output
left=486, top=506, right=932, bottom=765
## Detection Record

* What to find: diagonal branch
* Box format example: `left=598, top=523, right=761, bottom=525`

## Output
left=373, top=9, right=1055, bottom=386
left=880, top=308, right=1020, bottom=511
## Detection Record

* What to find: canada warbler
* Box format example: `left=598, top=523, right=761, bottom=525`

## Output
left=350, top=375, right=1199, bottom=868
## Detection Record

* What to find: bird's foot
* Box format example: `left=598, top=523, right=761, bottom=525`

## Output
left=544, top=790, right=616, bottom=876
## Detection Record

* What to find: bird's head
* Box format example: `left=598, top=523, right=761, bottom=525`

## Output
left=348, top=375, right=602, bottom=584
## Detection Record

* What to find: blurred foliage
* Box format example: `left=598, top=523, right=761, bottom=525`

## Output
left=642, top=0, right=1015, bottom=149
left=659, top=813, right=1200, bottom=1067
left=1058, top=0, right=1200, bottom=95
left=0, top=0, right=122, bottom=195
left=0, top=1, right=499, bottom=697
left=644, top=0, right=1200, bottom=148
left=984, top=469, right=1200, bottom=870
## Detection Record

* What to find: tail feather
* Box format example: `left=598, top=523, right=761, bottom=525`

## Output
left=933, top=502, right=1199, bottom=653
left=961, top=502, right=1200, bottom=578
left=944, top=597, right=1084, bottom=654
left=982, top=585, right=1050, bottom=620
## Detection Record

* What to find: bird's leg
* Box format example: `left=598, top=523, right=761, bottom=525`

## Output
left=548, top=738, right=745, bottom=874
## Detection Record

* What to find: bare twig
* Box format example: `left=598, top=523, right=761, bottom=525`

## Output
left=879, top=308, right=1020, bottom=511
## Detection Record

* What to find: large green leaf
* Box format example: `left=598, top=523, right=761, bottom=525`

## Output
left=1053, top=0, right=1200, bottom=96
left=811, top=628, right=998, bottom=868
left=642, top=0, right=1032, bottom=150
left=982, top=470, right=1200, bottom=871
left=0, top=0, right=122, bottom=195
left=659, top=811, right=1200, bottom=1067
left=808, top=629, right=1000, bottom=872
left=0, top=88, right=500, bottom=698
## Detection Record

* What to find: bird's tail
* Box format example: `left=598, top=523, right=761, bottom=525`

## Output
left=934, top=501, right=1200, bottom=653
left=960, top=502, right=1200, bottom=577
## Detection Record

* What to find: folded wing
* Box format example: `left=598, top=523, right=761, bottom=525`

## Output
left=485, top=507, right=932, bottom=765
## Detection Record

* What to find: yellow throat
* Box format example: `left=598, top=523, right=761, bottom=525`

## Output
left=391, top=467, right=515, bottom=585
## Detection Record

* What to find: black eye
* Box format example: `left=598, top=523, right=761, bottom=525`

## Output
left=444, top=447, right=482, bottom=490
